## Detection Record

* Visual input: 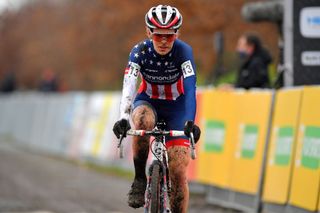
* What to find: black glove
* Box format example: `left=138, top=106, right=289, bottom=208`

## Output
left=113, top=119, right=131, bottom=139
left=184, top=120, right=201, bottom=143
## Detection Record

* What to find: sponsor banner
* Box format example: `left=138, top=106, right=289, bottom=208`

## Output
left=300, top=126, right=320, bottom=170
left=230, top=90, right=273, bottom=194
left=240, top=124, right=259, bottom=159
left=203, top=120, right=226, bottom=153
left=78, top=92, right=123, bottom=161
left=90, top=93, right=115, bottom=157
left=263, top=88, right=302, bottom=204
left=197, top=89, right=236, bottom=188
left=67, top=93, right=90, bottom=158
left=300, top=7, right=320, bottom=38
left=290, top=86, right=320, bottom=211
left=95, top=93, right=122, bottom=161
left=79, top=93, right=107, bottom=157
left=293, top=2, right=320, bottom=85
left=274, top=127, right=294, bottom=166
left=301, top=51, right=320, bottom=66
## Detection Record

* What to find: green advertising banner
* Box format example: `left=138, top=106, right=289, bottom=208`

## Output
left=241, top=124, right=259, bottom=159
left=204, top=120, right=225, bottom=153
left=301, top=126, right=320, bottom=170
left=275, top=127, right=294, bottom=166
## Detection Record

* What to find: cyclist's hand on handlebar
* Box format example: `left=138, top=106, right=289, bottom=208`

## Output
left=113, top=119, right=131, bottom=139
left=184, top=120, right=201, bottom=143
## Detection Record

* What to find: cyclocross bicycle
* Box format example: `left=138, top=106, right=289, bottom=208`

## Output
left=117, top=121, right=196, bottom=213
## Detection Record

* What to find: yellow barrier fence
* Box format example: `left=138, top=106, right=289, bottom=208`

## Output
left=197, top=89, right=236, bottom=188
left=193, top=87, right=320, bottom=213
left=263, top=88, right=302, bottom=204
left=289, top=86, right=320, bottom=212
left=229, top=90, right=273, bottom=195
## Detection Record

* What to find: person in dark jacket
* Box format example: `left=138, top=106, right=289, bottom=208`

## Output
left=0, top=70, right=16, bottom=93
left=235, top=33, right=272, bottom=89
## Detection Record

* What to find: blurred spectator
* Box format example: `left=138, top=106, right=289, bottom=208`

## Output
left=235, top=32, right=272, bottom=89
left=38, top=68, right=59, bottom=92
left=0, top=70, right=16, bottom=93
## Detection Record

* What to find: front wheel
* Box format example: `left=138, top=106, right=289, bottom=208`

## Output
left=150, top=163, right=161, bottom=213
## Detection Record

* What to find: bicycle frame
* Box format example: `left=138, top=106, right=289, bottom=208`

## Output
left=117, top=123, right=196, bottom=212
left=145, top=129, right=170, bottom=212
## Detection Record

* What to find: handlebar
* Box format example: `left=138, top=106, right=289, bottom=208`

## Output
left=127, top=129, right=185, bottom=137
left=117, top=129, right=196, bottom=160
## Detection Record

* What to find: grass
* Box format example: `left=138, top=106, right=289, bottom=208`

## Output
left=82, top=161, right=134, bottom=180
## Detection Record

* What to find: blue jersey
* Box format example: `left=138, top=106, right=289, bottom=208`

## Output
left=120, top=39, right=197, bottom=124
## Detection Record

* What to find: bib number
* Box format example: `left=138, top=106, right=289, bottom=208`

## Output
left=182, top=60, right=195, bottom=78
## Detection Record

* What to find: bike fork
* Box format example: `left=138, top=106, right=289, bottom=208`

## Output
left=143, top=163, right=171, bottom=213
left=162, top=163, right=171, bottom=212
left=144, top=175, right=151, bottom=212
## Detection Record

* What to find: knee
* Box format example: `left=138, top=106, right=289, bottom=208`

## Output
left=132, top=105, right=156, bottom=130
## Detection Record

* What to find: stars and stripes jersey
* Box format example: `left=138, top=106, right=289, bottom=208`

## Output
left=119, top=39, right=196, bottom=124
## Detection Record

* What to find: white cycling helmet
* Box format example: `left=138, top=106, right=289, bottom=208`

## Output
left=145, top=5, right=183, bottom=31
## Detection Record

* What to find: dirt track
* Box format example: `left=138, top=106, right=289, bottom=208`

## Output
left=0, top=141, right=238, bottom=213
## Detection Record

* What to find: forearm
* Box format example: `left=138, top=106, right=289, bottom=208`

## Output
left=119, top=63, right=139, bottom=119
left=120, top=80, right=136, bottom=119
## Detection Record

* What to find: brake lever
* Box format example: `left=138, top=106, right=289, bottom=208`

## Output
left=190, top=132, right=196, bottom=160
left=118, top=134, right=125, bottom=158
